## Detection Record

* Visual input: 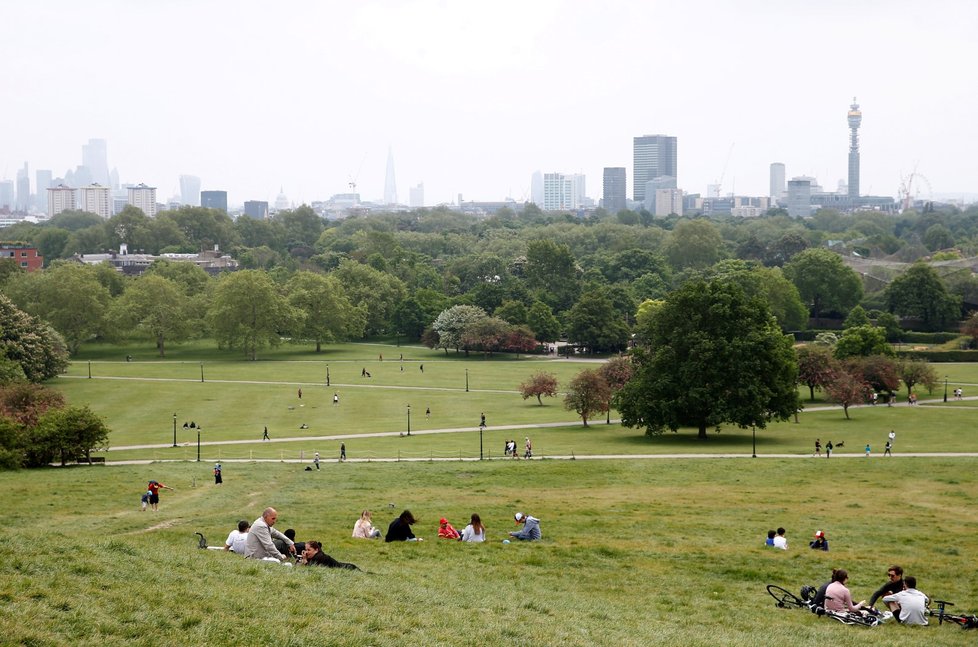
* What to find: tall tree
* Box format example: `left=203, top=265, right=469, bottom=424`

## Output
left=329, top=259, right=407, bottom=336
left=430, top=305, right=488, bottom=354
left=564, top=369, right=610, bottom=427
left=884, top=262, right=960, bottom=331
left=207, top=270, right=299, bottom=360
left=110, top=274, right=195, bottom=357
left=664, top=219, right=724, bottom=270
left=824, top=368, right=871, bottom=420
left=566, top=290, right=630, bottom=354
left=0, top=293, right=69, bottom=382
left=796, top=345, right=837, bottom=402
left=898, top=359, right=939, bottom=398
left=783, top=248, right=862, bottom=323
left=286, top=271, right=365, bottom=352
left=616, top=279, right=799, bottom=440
left=527, top=301, right=561, bottom=343
left=834, top=325, right=893, bottom=359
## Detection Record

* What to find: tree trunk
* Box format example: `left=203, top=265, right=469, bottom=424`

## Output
left=809, top=385, right=815, bottom=401
left=316, top=341, right=321, bottom=352
left=843, top=404, right=850, bottom=420
left=536, top=394, right=542, bottom=405
left=157, top=334, right=165, bottom=357
left=698, top=422, right=708, bottom=440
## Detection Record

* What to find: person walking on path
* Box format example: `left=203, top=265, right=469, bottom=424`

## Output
left=298, top=387, right=302, bottom=399
left=480, top=412, right=486, bottom=428
left=865, top=444, right=871, bottom=457
left=425, top=407, right=430, bottom=420
left=884, top=440, right=892, bottom=456
left=814, top=438, right=821, bottom=457
left=313, top=452, right=320, bottom=470
left=826, top=441, right=833, bottom=458
left=340, top=443, right=346, bottom=461
left=263, top=426, right=270, bottom=441
left=524, top=436, right=533, bottom=459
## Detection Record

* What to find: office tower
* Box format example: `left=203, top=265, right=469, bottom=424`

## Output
left=201, top=190, right=228, bottom=213
left=409, top=183, right=424, bottom=208
left=80, top=184, right=112, bottom=218
left=847, top=98, right=861, bottom=198
left=35, top=170, right=53, bottom=211
left=542, top=172, right=586, bottom=211
left=530, top=171, right=544, bottom=206
left=82, top=138, right=110, bottom=186
left=654, top=189, right=683, bottom=217
left=384, top=147, right=398, bottom=205
left=602, top=167, right=627, bottom=213
left=127, top=183, right=158, bottom=217
left=770, top=163, right=786, bottom=200
left=633, top=135, right=677, bottom=202
left=179, top=175, right=201, bottom=206
left=243, top=200, right=269, bottom=219
left=16, top=163, right=30, bottom=212
left=786, top=178, right=813, bottom=217
left=47, top=184, right=77, bottom=218
left=0, top=181, right=14, bottom=211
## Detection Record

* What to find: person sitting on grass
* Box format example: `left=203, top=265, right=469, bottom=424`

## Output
left=461, top=513, right=485, bottom=543
left=765, top=529, right=776, bottom=546
left=823, top=569, right=866, bottom=614
left=385, top=510, right=422, bottom=542
left=882, top=575, right=929, bottom=625
left=810, top=530, right=829, bottom=551
left=352, top=510, right=382, bottom=539
left=300, top=541, right=360, bottom=570
left=438, top=517, right=461, bottom=540
left=509, top=512, right=542, bottom=541
left=245, top=507, right=295, bottom=564
left=773, top=527, right=788, bottom=550
left=224, top=519, right=250, bottom=555
left=868, top=565, right=904, bottom=615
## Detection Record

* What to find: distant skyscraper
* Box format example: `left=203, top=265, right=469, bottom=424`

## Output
left=530, top=171, right=544, bottom=206
left=35, top=170, right=53, bottom=211
left=384, top=147, right=398, bottom=205
left=409, top=183, right=424, bottom=208
left=654, top=189, right=684, bottom=217
left=602, top=167, right=627, bottom=213
left=770, top=163, right=786, bottom=200
left=633, top=135, right=677, bottom=202
left=786, top=178, right=813, bottom=218
left=179, top=175, right=201, bottom=206
left=0, top=181, right=14, bottom=211
left=847, top=98, right=862, bottom=199
left=16, top=163, right=30, bottom=212
left=127, top=183, right=158, bottom=217
left=201, top=190, right=228, bottom=213
left=542, top=173, right=586, bottom=211
left=80, top=184, right=112, bottom=218
left=82, top=138, right=110, bottom=187
left=47, top=184, right=77, bottom=218
left=243, top=200, right=269, bottom=219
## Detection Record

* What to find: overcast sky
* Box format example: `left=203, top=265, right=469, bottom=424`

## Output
left=2, top=1, right=976, bottom=207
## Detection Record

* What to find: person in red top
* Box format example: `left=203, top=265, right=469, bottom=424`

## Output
left=146, top=480, right=173, bottom=511
left=437, top=517, right=460, bottom=540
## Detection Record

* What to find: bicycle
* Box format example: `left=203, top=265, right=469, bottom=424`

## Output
left=766, top=584, right=812, bottom=610
left=767, top=584, right=879, bottom=627
left=928, top=600, right=978, bottom=629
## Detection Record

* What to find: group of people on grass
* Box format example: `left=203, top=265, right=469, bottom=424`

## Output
left=811, top=565, right=929, bottom=625
left=764, top=528, right=828, bottom=551
left=218, top=506, right=543, bottom=569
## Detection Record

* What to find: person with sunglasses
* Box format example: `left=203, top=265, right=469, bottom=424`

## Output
left=868, top=565, right=904, bottom=619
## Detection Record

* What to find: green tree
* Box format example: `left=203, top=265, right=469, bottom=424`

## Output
left=664, top=219, right=724, bottom=270
left=330, top=260, right=407, bottom=336
left=783, top=248, right=862, bottom=323
left=459, top=317, right=511, bottom=356
left=884, top=263, right=960, bottom=331
left=32, top=405, right=110, bottom=466
left=564, top=368, right=610, bottom=427
left=275, top=205, right=325, bottom=248
left=286, top=271, right=365, bottom=352
left=834, top=325, right=893, bottom=359
left=616, top=279, right=799, bottom=440
left=431, top=305, right=489, bottom=354
left=495, top=300, right=528, bottom=326
left=526, top=301, right=561, bottom=343
left=110, top=274, right=196, bottom=357
left=207, top=270, right=299, bottom=360
left=566, top=290, right=630, bottom=354
left=0, top=293, right=69, bottom=382
left=524, top=240, right=580, bottom=312
left=843, top=304, right=871, bottom=329
left=898, top=359, right=939, bottom=398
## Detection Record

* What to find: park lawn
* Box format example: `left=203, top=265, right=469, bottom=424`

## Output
left=1, top=458, right=977, bottom=646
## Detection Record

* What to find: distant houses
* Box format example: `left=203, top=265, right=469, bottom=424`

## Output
left=71, top=243, right=239, bottom=275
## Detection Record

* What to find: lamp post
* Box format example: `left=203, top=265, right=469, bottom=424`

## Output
left=752, top=426, right=757, bottom=458
left=197, top=426, right=201, bottom=462
left=406, top=405, right=411, bottom=436
left=479, top=420, right=484, bottom=460
left=326, top=364, right=330, bottom=387
left=172, top=413, right=177, bottom=447
left=944, top=375, right=948, bottom=403
left=200, top=362, right=204, bottom=383
left=465, top=369, right=469, bottom=393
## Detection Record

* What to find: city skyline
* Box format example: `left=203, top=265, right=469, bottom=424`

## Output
left=2, top=1, right=977, bottom=208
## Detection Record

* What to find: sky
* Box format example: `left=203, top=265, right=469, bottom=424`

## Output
left=2, top=0, right=977, bottom=207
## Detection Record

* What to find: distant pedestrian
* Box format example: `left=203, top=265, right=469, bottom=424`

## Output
left=333, top=392, right=339, bottom=406
left=399, top=354, right=403, bottom=361
left=888, top=430, right=896, bottom=444
left=140, top=489, right=152, bottom=511
left=379, top=353, right=383, bottom=361
left=314, top=452, right=320, bottom=470
left=826, top=441, right=833, bottom=458
left=362, top=367, right=367, bottom=377
left=214, top=462, right=223, bottom=484
left=884, top=440, right=892, bottom=456
left=524, top=436, right=532, bottom=458
left=146, top=480, right=173, bottom=512
left=419, top=364, right=423, bottom=373
left=425, top=407, right=430, bottom=419
left=340, top=443, right=346, bottom=461
left=814, top=438, right=822, bottom=457
left=480, top=413, right=486, bottom=428
left=864, top=444, right=871, bottom=457
left=298, top=387, right=302, bottom=399
left=263, top=426, right=269, bottom=441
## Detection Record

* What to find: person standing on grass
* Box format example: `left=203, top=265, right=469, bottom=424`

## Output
left=245, top=507, right=294, bottom=562
left=884, top=440, right=892, bottom=457
left=333, top=392, right=339, bottom=405
left=146, top=480, right=173, bottom=512
left=213, top=462, right=222, bottom=485
left=298, top=387, right=302, bottom=399
left=425, top=407, right=430, bottom=420
left=313, top=452, right=320, bottom=470
left=340, top=442, right=346, bottom=461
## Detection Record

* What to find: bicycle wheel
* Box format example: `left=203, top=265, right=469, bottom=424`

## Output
left=767, top=584, right=805, bottom=609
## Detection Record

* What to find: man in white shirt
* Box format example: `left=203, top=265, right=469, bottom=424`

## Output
left=883, top=576, right=929, bottom=625
left=773, top=527, right=788, bottom=550
left=223, top=520, right=250, bottom=554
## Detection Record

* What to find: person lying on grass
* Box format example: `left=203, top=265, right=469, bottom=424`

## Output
left=299, top=541, right=360, bottom=570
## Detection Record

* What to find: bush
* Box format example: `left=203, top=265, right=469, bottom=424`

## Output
left=896, top=349, right=978, bottom=362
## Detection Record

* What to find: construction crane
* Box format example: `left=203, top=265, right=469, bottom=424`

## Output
left=713, top=143, right=735, bottom=197
left=899, top=166, right=932, bottom=212
left=347, top=153, right=367, bottom=207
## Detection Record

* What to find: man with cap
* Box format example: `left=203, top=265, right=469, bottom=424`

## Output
left=809, top=530, right=829, bottom=550
left=437, top=517, right=460, bottom=539
left=509, top=512, right=542, bottom=541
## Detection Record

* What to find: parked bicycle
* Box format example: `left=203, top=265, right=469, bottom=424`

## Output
left=927, top=600, right=978, bottom=629
left=766, top=584, right=880, bottom=627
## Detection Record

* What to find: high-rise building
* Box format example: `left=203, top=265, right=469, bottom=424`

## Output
left=47, top=184, right=77, bottom=218
left=82, top=138, right=110, bottom=187
left=384, top=147, right=398, bottom=205
left=179, top=175, right=201, bottom=206
left=409, top=183, right=424, bottom=208
left=847, top=98, right=862, bottom=199
left=602, top=167, right=627, bottom=213
left=654, top=189, right=683, bottom=217
left=35, top=170, right=53, bottom=212
left=127, top=183, right=158, bottom=217
left=243, top=200, right=269, bottom=219
left=633, top=135, right=677, bottom=202
left=542, top=172, right=586, bottom=211
left=16, top=163, right=31, bottom=212
left=770, top=163, right=786, bottom=200
left=80, top=183, right=112, bottom=218
left=530, top=171, right=544, bottom=206
left=0, top=181, right=14, bottom=211
left=201, top=190, right=228, bottom=213
left=786, top=178, right=813, bottom=218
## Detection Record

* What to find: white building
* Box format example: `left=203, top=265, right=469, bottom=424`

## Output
left=654, top=188, right=683, bottom=217
left=127, top=183, right=157, bottom=217
left=542, top=172, right=586, bottom=211
left=80, top=183, right=112, bottom=218
left=409, top=183, right=424, bottom=208
left=47, top=184, right=77, bottom=218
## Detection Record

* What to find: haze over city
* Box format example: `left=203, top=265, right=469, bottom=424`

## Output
left=2, top=0, right=976, bottom=207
